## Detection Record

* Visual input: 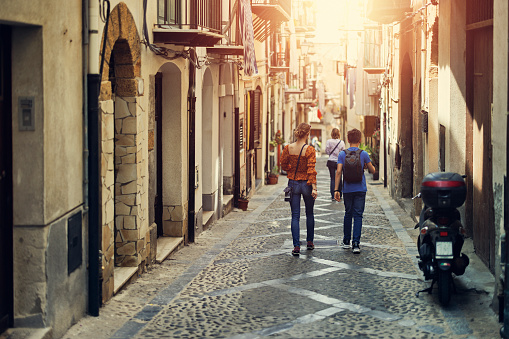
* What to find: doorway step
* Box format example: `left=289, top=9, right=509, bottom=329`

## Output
left=114, top=266, right=138, bottom=295
left=202, top=210, right=215, bottom=230
left=0, top=327, right=52, bottom=339
left=155, top=237, right=184, bottom=264
left=222, top=195, right=234, bottom=217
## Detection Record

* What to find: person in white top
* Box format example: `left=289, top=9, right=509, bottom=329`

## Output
left=325, top=128, right=345, bottom=200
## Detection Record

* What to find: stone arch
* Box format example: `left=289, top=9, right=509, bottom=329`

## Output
left=98, top=2, right=145, bottom=301
left=100, top=2, right=142, bottom=98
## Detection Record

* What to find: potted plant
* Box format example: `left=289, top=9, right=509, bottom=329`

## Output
left=238, top=190, right=249, bottom=211
left=269, top=139, right=278, bottom=151
left=372, top=128, right=380, bottom=140
left=268, top=165, right=279, bottom=184
left=270, top=132, right=285, bottom=151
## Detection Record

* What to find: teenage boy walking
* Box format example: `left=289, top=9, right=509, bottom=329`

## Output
left=334, top=129, right=376, bottom=254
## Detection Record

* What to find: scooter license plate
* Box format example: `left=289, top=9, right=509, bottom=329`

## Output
left=435, top=241, right=453, bottom=258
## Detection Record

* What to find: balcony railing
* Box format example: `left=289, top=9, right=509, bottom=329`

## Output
left=251, top=0, right=291, bottom=22
left=252, top=0, right=291, bottom=18
left=157, top=0, right=221, bottom=33
left=154, top=0, right=223, bottom=46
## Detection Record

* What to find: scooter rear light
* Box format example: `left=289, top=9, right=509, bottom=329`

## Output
left=440, top=231, right=448, bottom=237
left=439, top=262, right=451, bottom=267
left=422, top=180, right=465, bottom=188
left=437, top=217, right=449, bottom=225
left=420, top=227, right=428, bottom=235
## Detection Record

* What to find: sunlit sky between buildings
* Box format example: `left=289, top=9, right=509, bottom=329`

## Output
left=313, top=0, right=365, bottom=43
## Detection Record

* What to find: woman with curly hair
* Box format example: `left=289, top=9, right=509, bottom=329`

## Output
left=281, top=123, right=318, bottom=256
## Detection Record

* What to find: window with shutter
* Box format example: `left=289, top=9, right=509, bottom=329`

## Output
left=249, top=89, right=261, bottom=149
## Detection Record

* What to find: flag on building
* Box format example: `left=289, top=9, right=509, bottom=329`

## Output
left=239, top=0, right=258, bottom=76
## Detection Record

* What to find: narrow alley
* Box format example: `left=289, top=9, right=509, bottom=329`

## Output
left=62, top=156, right=499, bottom=339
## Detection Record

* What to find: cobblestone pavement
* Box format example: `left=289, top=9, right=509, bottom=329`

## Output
left=63, top=156, right=500, bottom=339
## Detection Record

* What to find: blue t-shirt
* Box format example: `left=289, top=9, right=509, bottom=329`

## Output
left=337, top=147, right=371, bottom=193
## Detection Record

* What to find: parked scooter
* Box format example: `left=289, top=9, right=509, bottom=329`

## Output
left=413, top=172, right=470, bottom=306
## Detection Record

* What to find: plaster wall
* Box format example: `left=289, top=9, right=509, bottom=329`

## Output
left=200, top=67, right=220, bottom=197
left=10, top=27, right=44, bottom=226
left=13, top=210, right=87, bottom=338
left=3, top=1, right=87, bottom=336
left=492, top=0, right=508, bottom=305
left=427, top=78, right=440, bottom=173
left=438, top=0, right=467, bottom=175
left=220, top=64, right=235, bottom=181
left=2, top=1, right=84, bottom=226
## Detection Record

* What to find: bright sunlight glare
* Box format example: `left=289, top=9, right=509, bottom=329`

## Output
left=313, top=0, right=366, bottom=43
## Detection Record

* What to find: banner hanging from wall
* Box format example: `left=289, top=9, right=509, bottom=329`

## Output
left=239, top=0, right=258, bottom=76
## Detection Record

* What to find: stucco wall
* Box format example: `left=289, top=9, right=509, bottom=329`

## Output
left=438, top=0, right=467, bottom=175
left=492, top=0, right=508, bottom=305
left=3, top=1, right=86, bottom=337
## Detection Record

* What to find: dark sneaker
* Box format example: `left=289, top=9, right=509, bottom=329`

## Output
left=352, top=242, right=361, bottom=254
left=307, top=241, right=315, bottom=250
left=292, top=246, right=300, bottom=256
left=342, top=239, right=351, bottom=249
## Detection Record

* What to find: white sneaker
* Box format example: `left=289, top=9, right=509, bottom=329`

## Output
left=352, top=242, right=361, bottom=254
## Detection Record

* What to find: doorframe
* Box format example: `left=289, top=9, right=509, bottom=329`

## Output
left=0, top=24, right=14, bottom=333
left=155, top=72, right=163, bottom=237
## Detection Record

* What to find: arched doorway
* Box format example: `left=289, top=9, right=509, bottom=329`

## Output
left=201, top=68, right=219, bottom=229
left=219, top=64, right=234, bottom=196
left=98, top=2, right=145, bottom=300
left=150, top=63, right=185, bottom=241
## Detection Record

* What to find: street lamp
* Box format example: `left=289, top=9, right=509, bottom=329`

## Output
left=300, top=40, right=310, bottom=56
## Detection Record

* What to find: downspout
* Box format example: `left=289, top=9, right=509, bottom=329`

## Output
left=87, top=0, right=104, bottom=317
left=188, top=49, right=197, bottom=243
left=502, top=30, right=509, bottom=336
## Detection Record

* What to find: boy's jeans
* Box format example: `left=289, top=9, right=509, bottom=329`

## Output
left=289, top=179, right=315, bottom=247
left=343, top=192, right=366, bottom=244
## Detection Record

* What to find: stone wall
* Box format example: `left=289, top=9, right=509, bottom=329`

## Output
left=100, top=98, right=115, bottom=300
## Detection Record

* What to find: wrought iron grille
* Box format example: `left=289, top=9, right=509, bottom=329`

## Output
left=158, top=0, right=222, bottom=33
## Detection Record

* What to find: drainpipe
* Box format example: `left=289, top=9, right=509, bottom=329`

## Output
left=502, top=79, right=509, bottom=338
left=188, top=50, right=197, bottom=243
left=501, top=24, right=509, bottom=336
left=87, top=0, right=101, bottom=317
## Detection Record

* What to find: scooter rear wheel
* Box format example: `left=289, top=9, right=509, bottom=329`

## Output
left=438, top=270, right=452, bottom=306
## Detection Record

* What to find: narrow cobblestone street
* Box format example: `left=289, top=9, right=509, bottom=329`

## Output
left=63, top=156, right=500, bottom=339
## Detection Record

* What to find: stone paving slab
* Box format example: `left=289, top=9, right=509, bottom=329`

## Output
left=62, top=156, right=500, bottom=339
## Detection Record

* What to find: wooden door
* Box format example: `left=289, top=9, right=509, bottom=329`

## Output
left=0, top=25, right=13, bottom=333
left=472, top=27, right=495, bottom=270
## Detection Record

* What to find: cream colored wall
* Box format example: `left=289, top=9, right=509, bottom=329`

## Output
left=10, top=27, right=44, bottom=226
left=2, top=1, right=86, bottom=335
left=438, top=0, right=466, bottom=175
left=492, top=0, right=508, bottom=302
left=1, top=0, right=84, bottom=226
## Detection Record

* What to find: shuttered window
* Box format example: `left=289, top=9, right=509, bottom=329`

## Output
left=249, top=89, right=261, bottom=149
